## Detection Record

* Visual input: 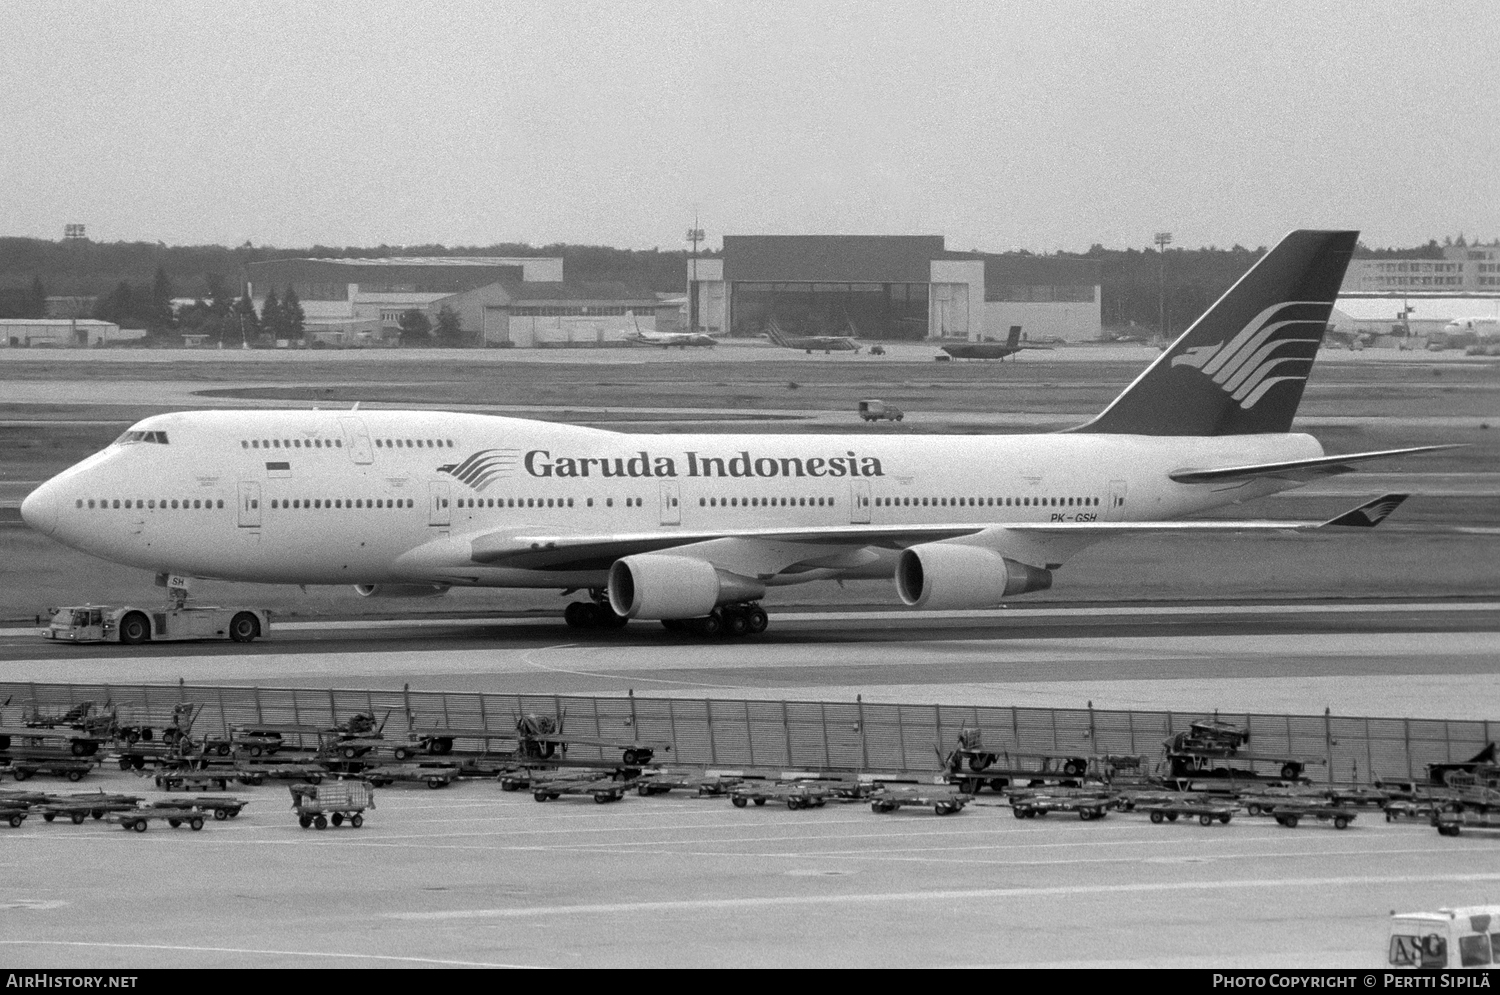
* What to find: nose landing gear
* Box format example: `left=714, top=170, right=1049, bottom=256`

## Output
left=562, top=592, right=630, bottom=630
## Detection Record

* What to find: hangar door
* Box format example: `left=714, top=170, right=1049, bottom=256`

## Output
left=932, top=284, right=970, bottom=338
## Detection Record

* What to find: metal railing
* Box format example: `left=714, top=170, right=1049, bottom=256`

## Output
left=0, top=680, right=1491, bottom=785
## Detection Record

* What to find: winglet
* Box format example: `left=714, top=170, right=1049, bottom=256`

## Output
left=1319, top=493, right=1409, bottom=528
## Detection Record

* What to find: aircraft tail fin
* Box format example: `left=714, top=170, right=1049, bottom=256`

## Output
left=764, top=319, right=789, bottom=348
left=1006, top=325, right=1022, bottom=348
left=1319, top=493, right=1408, bottom=528
left=1073, top=229, right=1358, bottom=436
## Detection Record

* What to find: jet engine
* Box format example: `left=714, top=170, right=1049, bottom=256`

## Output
left=894, top=544, right=1051, bottom=610
left=352, top=583, right=451, bottom=598
left=607, top=554, right=765, bottom=620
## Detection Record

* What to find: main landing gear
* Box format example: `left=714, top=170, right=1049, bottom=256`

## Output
left=661, top=603, right=769, bottom=639
left=562, top=594, right=630, bottom=630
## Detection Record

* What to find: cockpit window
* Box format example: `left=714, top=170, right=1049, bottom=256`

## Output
left=114, top=430, right=170, bottom=445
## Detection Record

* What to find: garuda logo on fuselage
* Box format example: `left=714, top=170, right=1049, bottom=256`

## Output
left=1169, top=301, right=1331, bottom=409
left=437, top=449, right=520, bottom=491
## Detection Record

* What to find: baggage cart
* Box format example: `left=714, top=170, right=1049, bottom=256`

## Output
left=362, top=764, right=457, bottom=789
left=530, top=773, right=630, bottom=804
left=151, top=796, right=247, bottom=821
left=155, top=770, right=231, bottom=792
left=290, top=779, right=374, bottom=829
left=1253, top=803, right=1356, bottom=829
left=1140, top=798, right=1237, bottom=826
left=730, top=781, right=834, bottom=810
left=869, top=784, right=968, bottom=816
left=105, top=809, right=206, bottom=832
left=9, top=759, right=94, bottom=782
left=1009, top=789, right=1114, bottom=821
left=0, top=805, right=29, bottom=828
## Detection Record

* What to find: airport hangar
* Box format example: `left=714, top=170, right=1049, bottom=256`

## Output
left=685, top=234, right=1103, bottom=344
left=244, top=256, right=678, bottom=347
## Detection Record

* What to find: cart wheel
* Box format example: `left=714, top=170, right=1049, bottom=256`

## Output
left=92, top=810, right=103, bottom=820
left=71, top=812, right=85, bottom=825
left=1150, top=811, right=1164, bottom=824
left=13, top=770, right=29, bottom=781
left=1166, top=812, right=1178, bottom=822
left=342, top=747, right=359, bottom=760
left=189, top=817, right=203, bottom=831
left=622, top=749, right=638, bottom=765
left=1013, top=806, right=1027, bottom=819
left=331, top=812, right=344, bottom=826
left=753, top=798, right=766, bottom=806
left=1219, top=813, right=1231, bottom=824
left=168, top=818, right=182, bottom=828
left=42, top=813, right=56, bottom=823
left=217, top=744, right=231, bottom=756
left=299, top=815, right=312, bottom=829
left=1246, top=803, right=1261, bottom=816
left=936, top=804, right=957, bottom=816
left=1283, top=815, right=1299, bottom=828
left=1280, top=763, right=1300, bottom=780
left=786, top=798, right=802, bottom=810
left=9, top=814, right=23, bottom=828
left=533, top=792, right=549, bottom=802
left=1199, top=814, right=1213, bottom=827
left=426, top=779, right=445, bottom=790
left=1334, top=816, right=1349, bottom=830
left=313, top=815, right=328, bottom=830
left=732, top=796, right=747, bottom=808
left=1080, top=810, right=1092, bottom=821
left=132, top=756, right=147, bottom=770
left=214, top=809, right=229, bottom=821
left=228, top=808, right=241, bottom=818
left=133, top=819, right=148, bottom=833
left=66, top=770, right=83, bottom=782
left=393, top=747, right=410, bottom=761
left=119, top=757, right=133, bottom=771
left=594, top=793, right=612, bottom=804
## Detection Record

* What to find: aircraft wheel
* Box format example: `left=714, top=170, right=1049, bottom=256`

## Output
left=661, top=618, right=687, bottom=632
left=596, top=604, right=629, bottom=629
left=563, top=602, right=591, bottom=628
left=746, top=607, right=768, bottom=634
left=228, top=612, right=259, bottom=643
left=723, top=610, right=751, bottom=638
left=691, top=613, right=723, bottom=638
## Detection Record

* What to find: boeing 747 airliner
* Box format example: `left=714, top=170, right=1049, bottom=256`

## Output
left=21, top=230, right=1452, bottom=638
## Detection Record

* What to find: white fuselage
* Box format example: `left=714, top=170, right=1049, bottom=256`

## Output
left=22, top=409, right=1323, bottom=591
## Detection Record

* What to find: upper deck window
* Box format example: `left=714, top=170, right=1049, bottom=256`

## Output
left=114, top=430, right=169, bottom=445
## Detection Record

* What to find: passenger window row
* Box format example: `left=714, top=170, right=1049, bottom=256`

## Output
left=875, top=495, right=1102, bottom=509
left=269, top=498, right=415, bottom=509
left=375, top=438, right=453, bottom=449
left=243, top=438, right=342, bottom=450
left=698, top=496, right=834, bottom=508
left=453, top=496, right=646, bottom=510
left=81, top=498, right=222, bottom=510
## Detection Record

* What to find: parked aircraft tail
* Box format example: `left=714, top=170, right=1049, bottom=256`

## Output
left=1074, top=229, right=1358, bottom=436
left=1005, top=325, right=1022, bottom=349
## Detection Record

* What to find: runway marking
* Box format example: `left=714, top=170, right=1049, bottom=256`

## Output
left=518, top=644, right=753, bottom=692
left=0, top=939, right=539, bottom=968
left=387, top=871, right=1500, bottom=921
left=6, top=600, right=1494, bottom=638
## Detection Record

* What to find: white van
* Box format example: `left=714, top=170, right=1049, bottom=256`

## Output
left=1388, top=906, right=1500, bottom=969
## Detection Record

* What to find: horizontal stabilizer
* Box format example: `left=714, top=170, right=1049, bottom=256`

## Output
left=1319, top=493, right=1408, bottom=528
left=1168, top=445, right=1462, bottom=485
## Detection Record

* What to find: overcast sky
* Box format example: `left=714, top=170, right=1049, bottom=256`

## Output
left=4, top=1, right=1496, bottom=253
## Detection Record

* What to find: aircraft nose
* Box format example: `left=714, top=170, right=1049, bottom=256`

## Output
left=21, top=482, right=58, bottom=535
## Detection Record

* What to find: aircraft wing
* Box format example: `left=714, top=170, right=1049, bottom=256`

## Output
left=460, top=493, right=1412, bottom=573
left=1168, top=445, right=1460, bottom=484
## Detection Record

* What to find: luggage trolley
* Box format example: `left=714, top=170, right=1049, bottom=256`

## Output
left=290, top=779, right=375, bottom=830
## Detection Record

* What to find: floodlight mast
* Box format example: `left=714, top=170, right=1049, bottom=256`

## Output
left=686, top=215, right=705, bottom=336
left=1154, top=231, right=1173, bottom=341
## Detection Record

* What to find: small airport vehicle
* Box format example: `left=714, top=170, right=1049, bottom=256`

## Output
left=290, top=779, right=375, bottom=829
left=530, top=772, right=630, bottom=804
left=1388, top=906, right=1500, bottom=969
left=1, top=806, right=30, bottom=828
left=1139, top=797, right=1237, bottom=826
left=105, top=808, right=206, bottom=832
left=361, top=764, right=457, bottom=789
left=513, top=712, right=665, bottom=768
left=869, top=784, right=968, bottom=816
left=730, top=781, right=834, bottom=810
left=41, top=603, right=270, bottom=645
left=151, top=796, right=247, bottom=821
left=1008, top=788, right=1114, bottom=821
left=857, top=399, right=903, bottom=422
left=9, top=759, right=94, bottom=782
left=1253, top=803, right=1355, bottom=829
left=232, top=762, right=326, bottom=785
left=154, top=770, right=232, bottom=792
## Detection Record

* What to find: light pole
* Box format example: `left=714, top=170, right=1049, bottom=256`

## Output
left=1154, top=231, right=1173, bottom=342
left=686, top=217, right=705, bottom=336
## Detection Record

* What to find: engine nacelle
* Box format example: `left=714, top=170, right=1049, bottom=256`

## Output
left=352, top=583, right=451, bottom=598
left=895, top=544, right=1051, bottom=610
left=608, top=554, right=765, bottom=620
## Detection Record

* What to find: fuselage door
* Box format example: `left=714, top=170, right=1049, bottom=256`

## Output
left=659, top=481, right=680, bottom=526
left=339, top=417, right=374, bottom=465
left=237, top=481, right=262, bottom=528
left=429, top=480, right=450, bottom=527
left=849, top=479, right=871, bottom=524
left=1105, top=479, right=1128, bottom=522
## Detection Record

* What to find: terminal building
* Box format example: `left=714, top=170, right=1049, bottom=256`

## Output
left=1340, top=241, right=1500, bottom=294
left=686, top=235, right=1102, bottom=343
left=244, top=256, right=672, bottom=347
